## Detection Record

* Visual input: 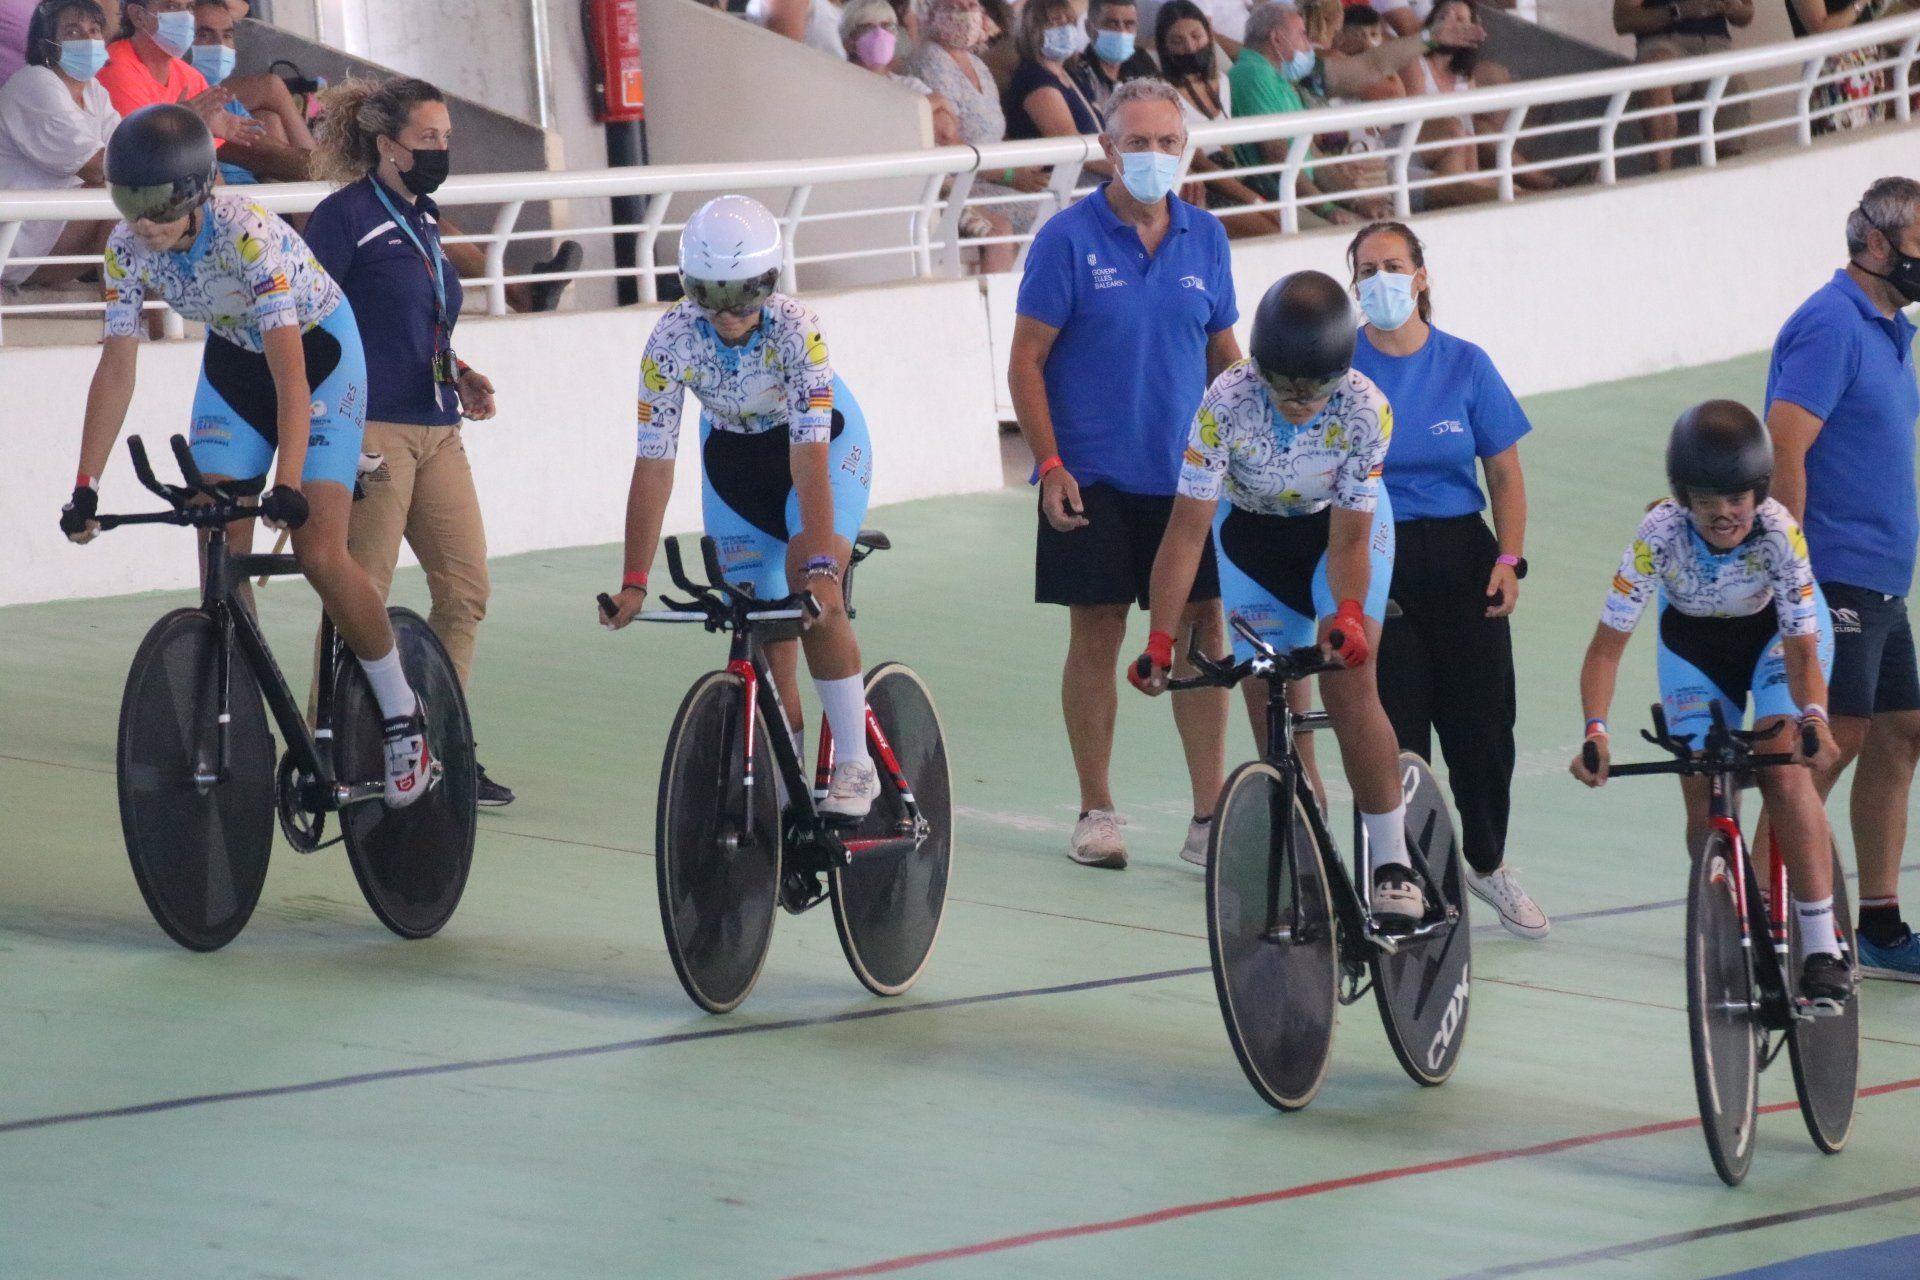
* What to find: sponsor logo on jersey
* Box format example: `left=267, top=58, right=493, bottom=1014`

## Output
left=192, top=417, right=230, bottom=443
left=1091, top=262, right=1124, bottom=291
left=1429, top=419, right=1465, bottom=436
left=252, top=271, right=289, bottom=298
left=309, top=399, right=327, bottom=419
left=1178, top=275, right=1206, bottom=291
left=1086, top=253, right=1097, bottom=266
left=308, top=432, right=329, bottom=449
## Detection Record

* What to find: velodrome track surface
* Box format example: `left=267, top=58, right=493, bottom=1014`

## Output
left=3, top=348, right=1919, bottom=1277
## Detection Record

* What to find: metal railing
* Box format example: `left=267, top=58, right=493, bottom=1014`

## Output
left=0, top=12, right=1916, bottom=343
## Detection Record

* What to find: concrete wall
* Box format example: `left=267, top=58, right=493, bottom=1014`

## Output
left=639, top=0, right=935, bottom=292
left=3, top=277, right=1001, bottom=607
left=985, top=121, right=1920, bottom=415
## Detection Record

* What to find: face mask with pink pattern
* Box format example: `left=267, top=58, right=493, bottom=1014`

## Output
left=927, top=5, right=984, bottom=49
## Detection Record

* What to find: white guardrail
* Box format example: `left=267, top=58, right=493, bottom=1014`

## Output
left=0, top=13, right=1916, bottom=343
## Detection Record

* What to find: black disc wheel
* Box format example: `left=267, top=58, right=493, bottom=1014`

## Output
left=116, top=607, right=275, bottom=951
left=829, top=662, right=953, bottom=997
left=657, top=670, right=782, bottom=1014
left=1207, top=761, right=1339, bottom=1111
left=1687, top=833, right=1761, bottom=1186
left=1372, top=752, right=1473, bottom=1087
left=1789, top=842, right=1860, bottom=1154
left=336, top=608, right=477, bottom=940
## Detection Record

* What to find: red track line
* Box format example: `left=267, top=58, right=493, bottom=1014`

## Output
left=786, top=1075, right=1920, bottom=1280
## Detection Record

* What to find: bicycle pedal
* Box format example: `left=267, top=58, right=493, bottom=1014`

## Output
left=779, top=870, right=828, bottom=915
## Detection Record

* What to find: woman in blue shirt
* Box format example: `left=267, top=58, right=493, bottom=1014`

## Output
left=1347, top=220, right=1548, bottom=939
left=303, top=76, right=513, bottom=808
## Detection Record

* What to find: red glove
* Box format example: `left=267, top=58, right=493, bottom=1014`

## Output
left=1129, top=629, right=1175, bottom=692
left=1326, top=599, right=1370, bottom=668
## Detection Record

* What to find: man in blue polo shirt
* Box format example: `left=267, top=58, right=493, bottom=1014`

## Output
left=1767, top=175, right=1920, bottom=980
left=1008, top=77, right=1241, bottom=871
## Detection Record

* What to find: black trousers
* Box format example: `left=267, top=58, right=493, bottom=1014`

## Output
left=1377, top=514, right=1516, bottom=876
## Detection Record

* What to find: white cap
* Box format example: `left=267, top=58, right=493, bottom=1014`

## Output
left=679, top=195, right=783, bottom=283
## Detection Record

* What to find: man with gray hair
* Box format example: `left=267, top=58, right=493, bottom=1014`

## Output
left=1767, top=175, right=1920, bottom=980
left=1008, top=78, right=1240, bottom=870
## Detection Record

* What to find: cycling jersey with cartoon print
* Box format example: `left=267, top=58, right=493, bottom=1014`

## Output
left=635, top=294, right=835, bottom=458
left=1600, top=498, right=1820, bottom=637
left=102, top=194, right=342, bottom=351
left=1175, top=363, right=1394, bottom=517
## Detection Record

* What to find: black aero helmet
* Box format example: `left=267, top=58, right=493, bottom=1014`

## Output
left=1250, top=270, right=1357, bottom=402
left=1666, top=399, right=1772, bottom=504
left=106, top=104, right=216, bottom=224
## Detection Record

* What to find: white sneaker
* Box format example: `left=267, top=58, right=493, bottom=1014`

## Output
left=1466, top=865, right=1551, bottom=940
left=1069, top=808, right=1127, bottom=869
left=381, top=712, right=437, bottom=809
left=819, top=758, right=881, bottom=821
left=1179, top=818, right=1212, bottom=868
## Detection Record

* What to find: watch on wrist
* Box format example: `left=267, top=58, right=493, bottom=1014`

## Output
left=1497, top=553, right=1528, bottom=580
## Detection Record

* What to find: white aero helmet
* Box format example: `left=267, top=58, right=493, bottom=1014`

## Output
left=679, top=195, right=782, bottom=313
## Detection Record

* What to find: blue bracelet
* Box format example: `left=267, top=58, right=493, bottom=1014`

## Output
left=1585, top=718, right=1608, bottom=738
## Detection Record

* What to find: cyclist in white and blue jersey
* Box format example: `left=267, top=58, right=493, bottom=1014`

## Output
left=600, top=195, right=880, bottom=821
left=1571, top=401, right=1848, bottom=1007
left=59, top=104, right=433, bottom=807
left=1131, top=271, right=1425, bottom=929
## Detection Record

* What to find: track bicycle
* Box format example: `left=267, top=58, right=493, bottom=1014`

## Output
left=1585, top=704, right=1859, bottom=1186
left=599, top=532, right=952, bottom=1014
left=93, top=435, right=477, bottom=951
left=1169, top=617, right=1473, bottom=1111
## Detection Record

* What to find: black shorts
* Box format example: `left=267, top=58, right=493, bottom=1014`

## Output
left=1825, top=582, right=1920, bottom=717
left=1034, top=482, right=1220, bottom=609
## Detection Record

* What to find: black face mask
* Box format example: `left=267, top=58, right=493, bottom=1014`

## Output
left=396, top=144, right=451, bottom=196
left=1861, top=217, right=1920, bottom=305
left=1162, top=48, right=1213, bottom=79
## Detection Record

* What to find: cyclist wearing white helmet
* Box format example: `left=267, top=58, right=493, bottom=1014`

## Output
left=602, top=195, right=880, bottom=821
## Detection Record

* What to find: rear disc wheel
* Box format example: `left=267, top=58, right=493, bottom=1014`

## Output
left=829, top=662, right=953, bottom=997
left=1789, top=842, right=1860, bottom=1154
left=1372, top=752, right=1473, bottom=1087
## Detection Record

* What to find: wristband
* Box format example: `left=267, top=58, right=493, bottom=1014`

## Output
left=1037, top=455, right=1064, bottom=479
left=76, top=471, right=96, bottom=490
left=1496, top=553, right=1521, bottom=568
left=1145, top=629, right=1175, bottom=669
left=1585, top=718, right=1608, bottom=738
left=621, top=571, right=648, bottom=590
left=1800, top=703, right=1828, bottom=724
left=804, top=554, right=840, bottom=581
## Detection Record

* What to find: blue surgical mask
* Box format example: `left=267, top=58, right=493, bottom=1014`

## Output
left=1119, top=149, right=1181, bottom=204
left=58, top=38, right=108, bottom=81
left=151, top=9, right=196, bottom=58
left=1282, top=48, right=1316, bottom=82
left=189, top=43, right=236, bottom=84
left=1041, top=23, right=1079, bottom=61
left=1358, top=271, right=1418, bottom=331
left=1093, top=29, right=1134, bottom=63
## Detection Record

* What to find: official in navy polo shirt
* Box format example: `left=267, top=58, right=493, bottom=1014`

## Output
left=1007, top=77, right=1241, bottom=871
left=304, top=76, right=514, bottom=808
left=1346, top=220, right=1548, bottom=941
left=1766, top=176, right=1920, bottom=978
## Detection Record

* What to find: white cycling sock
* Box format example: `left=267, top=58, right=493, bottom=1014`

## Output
left=1362, top=803, right=1410, bottom=875
left=358, top=646, right=417, bottom=722
left=1795, top=896, right=1842, bottom=959
left=815, top=675, right=871, bottom=768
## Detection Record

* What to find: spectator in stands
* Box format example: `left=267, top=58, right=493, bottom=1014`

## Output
left=1009, top=77, right=1239, bottom=870
left=974, top=0, right=1021, bottom=92
left=97, top=0, right=260, bottom=147
left=752, top=0, right=848, bottom=57
left=1154, top=0, right=1279, bottom=235
left=1066, top=0, right=1158, bottom=116
left=1005, top=0, right=1109, bottom=153
left=909, top=0, right=1033, bottom=270
left=1790, top=0, right=1890, bottom=134
left=1395, top=0, right=1502, bottom=206
left=305, top=75, right=514, bottom=809
left=1139, top=0, right=1250, bottom=59
left=1611, top=1, right=1754, bottom=173
left=841, top=0, right=960, bottom=144
left=1766, top=176, right=1920, bottom=980
left=188, top=0, right=309, bottom=181
left=0, top=0, right=118, bottom=285
left=1371, top=0, right=1513, bottom=37
left=1335, top=5, right=1406, bottom=101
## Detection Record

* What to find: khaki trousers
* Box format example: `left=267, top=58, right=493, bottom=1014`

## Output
left=348, top=420, right=490, bottom=688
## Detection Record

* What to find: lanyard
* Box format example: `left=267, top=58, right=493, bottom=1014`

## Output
left=370, top=178, right=450, bottom=332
